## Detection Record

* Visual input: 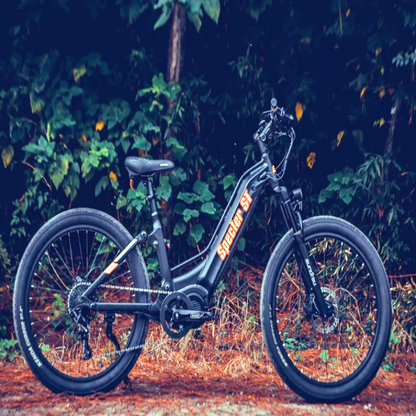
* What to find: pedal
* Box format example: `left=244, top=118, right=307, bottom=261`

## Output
left=172, top=309, right=213, bottom=324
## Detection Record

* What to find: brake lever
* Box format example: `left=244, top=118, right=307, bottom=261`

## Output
left=273, top=131, right=288, bottom=139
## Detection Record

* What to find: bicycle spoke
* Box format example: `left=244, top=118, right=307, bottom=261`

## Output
left=90, top=236, right=106, bottom=271
left=274, top=236, right=376, bottom=384
left=68, top=233, right=75, bottom=277
left=77, top=230, right=83, bottom=271
left=51, top=243, right=74, bottom=280
left=28, top=227, right=139, bottom=379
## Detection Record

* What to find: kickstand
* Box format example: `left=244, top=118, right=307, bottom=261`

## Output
left=104, top=312, right=121, bottom=351
left=123, top=375, right=131, bottom=386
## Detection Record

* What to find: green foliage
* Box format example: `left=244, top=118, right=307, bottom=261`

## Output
left=391, top=280, right=416, bottom=348
left=319, top=154, right=416, bottom=269
left=245, top=0, right=273, bottom=21
left=175, top=179, right=222, bottom=245
left=0, top=339, right=19, bottom=362
left=0, top=235, right=16, bottom=360
left=153, top=0, right=220, bottom=31
left=117, top=0, right=149, bottom=24
left=319, top=168, right=356, bottom=205
left=1, top=0, right=416, bottom=361
left=382, top=354, right=395, bottom=372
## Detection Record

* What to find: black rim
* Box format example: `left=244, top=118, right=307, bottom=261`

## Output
left=23, top=225, right=143, bottom=381
left=270, top=231, right=379, bottom=386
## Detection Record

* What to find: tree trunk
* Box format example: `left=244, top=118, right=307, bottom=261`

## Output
left=385, top=98, right=401, bottom=155
left=164, top=2, right=186, bottom=241
left=167, top=2, right=186, bottom=84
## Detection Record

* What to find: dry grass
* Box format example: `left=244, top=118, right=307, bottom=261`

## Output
left=3, top=265, right=416, bottom=378
left=136, top=266, right=416, bottom=378
left=137, top=266, right=274, bottom=377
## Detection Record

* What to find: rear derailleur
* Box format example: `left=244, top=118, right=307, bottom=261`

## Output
left=70, top=308, right=93, bottom=361
left=68, top=279, right=121, bottom=360
left=70, top=309, right=122, bottom=360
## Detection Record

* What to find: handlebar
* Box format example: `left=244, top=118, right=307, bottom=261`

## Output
left=264, top=98, right=294, bottom=122
left=253, top=98, right=296, bottom=180
left=254, top=98, right=294, bottom=142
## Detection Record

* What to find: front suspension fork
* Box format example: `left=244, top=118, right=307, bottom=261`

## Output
left=292, top=231, right=330, bottom=318
left=276, top=184, right=330, bottom=318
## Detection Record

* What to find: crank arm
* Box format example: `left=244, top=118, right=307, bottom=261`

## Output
left=172, top=309, right=213, bottom=323
left=293, top=230, right=330, bottom=318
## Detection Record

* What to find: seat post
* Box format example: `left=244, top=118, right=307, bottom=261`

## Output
left=144, top=178, right=161, bottom=230
left=143, top=177, right=173, bottom=291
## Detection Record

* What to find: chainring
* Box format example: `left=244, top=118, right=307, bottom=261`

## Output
left=160, top=292, right=193, bottom=339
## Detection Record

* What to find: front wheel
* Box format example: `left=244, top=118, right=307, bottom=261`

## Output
left=260, top=216, right=392, bottom=403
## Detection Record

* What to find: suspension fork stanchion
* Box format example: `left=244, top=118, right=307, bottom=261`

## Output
left=274, top=182, right=330, bottom=318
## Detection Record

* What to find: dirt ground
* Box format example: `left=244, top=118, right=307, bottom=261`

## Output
left=0, top=360, right=415, bottom=416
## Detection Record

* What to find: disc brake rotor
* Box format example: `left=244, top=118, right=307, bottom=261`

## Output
left=311, top=287, right=339, bottom=334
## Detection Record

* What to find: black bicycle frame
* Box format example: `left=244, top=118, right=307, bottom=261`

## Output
left=83, top=138, right=330, bottom=319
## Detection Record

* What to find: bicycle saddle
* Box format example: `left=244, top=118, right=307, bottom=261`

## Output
left=124, top=157, right=175, bottom=177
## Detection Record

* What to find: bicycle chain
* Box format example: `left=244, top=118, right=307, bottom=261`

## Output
left=99, top=283, right=172, bottom=295
left=93, top=339, right=171, bottom=359
left=90, top=283, right=174, bottom=359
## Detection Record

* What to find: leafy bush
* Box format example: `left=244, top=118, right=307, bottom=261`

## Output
left=1, top=0, right=416, bottom=360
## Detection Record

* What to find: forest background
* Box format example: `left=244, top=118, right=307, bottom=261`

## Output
left=0, top=0, right=415, bottom=369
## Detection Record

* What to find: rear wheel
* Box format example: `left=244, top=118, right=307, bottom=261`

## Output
left=260, top=216, right=392, bottom=403
left=13, top=208, right=150, bottom=395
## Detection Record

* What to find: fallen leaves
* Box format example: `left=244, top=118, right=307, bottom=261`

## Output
left=1, top=352, right=416, bottom=415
